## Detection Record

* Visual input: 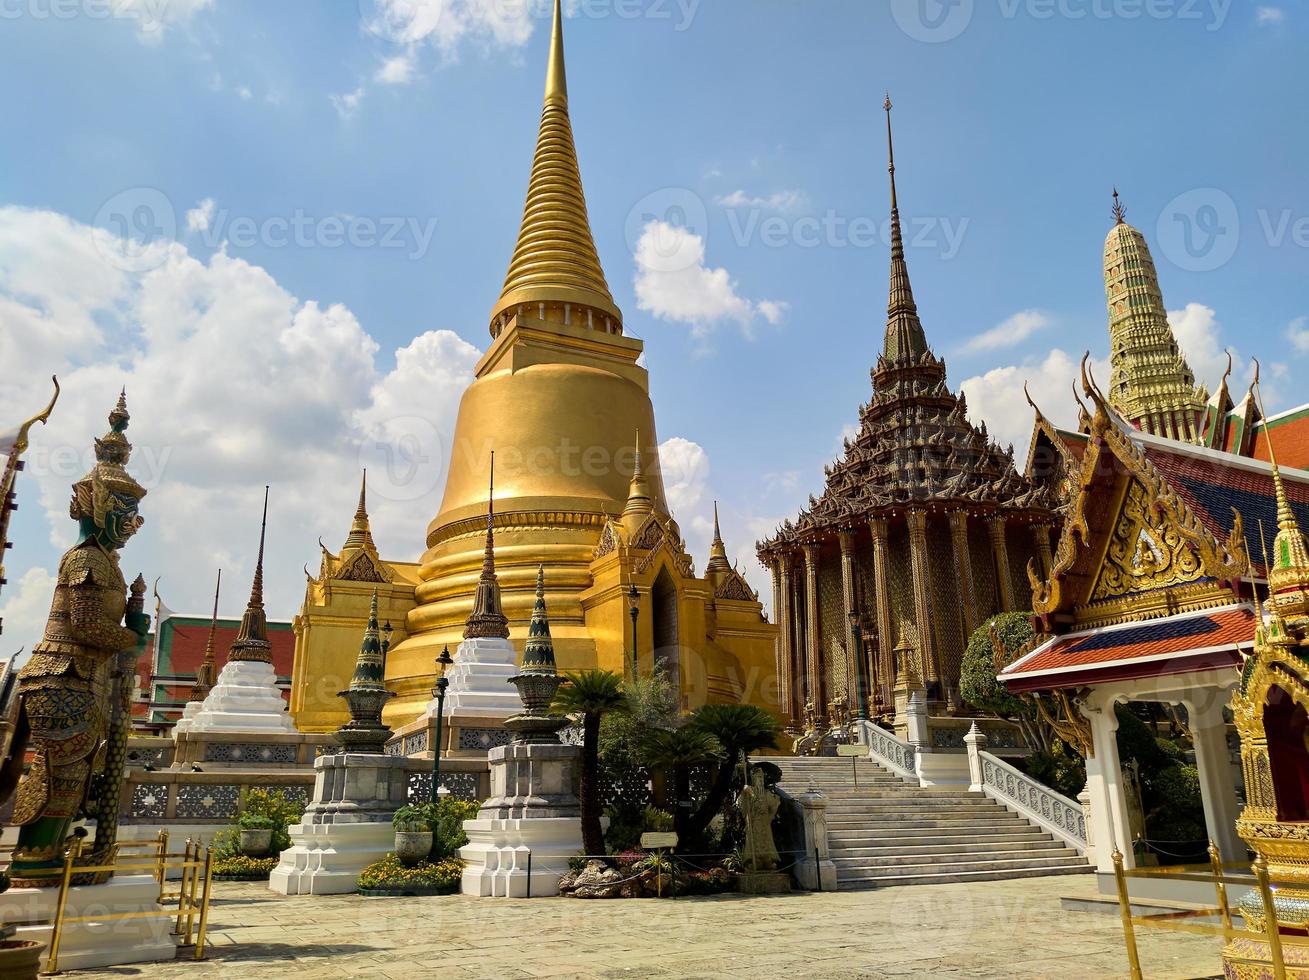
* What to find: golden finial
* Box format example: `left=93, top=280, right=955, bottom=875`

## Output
left=884, top=92, right=897, bottom=210
left=622, top=430, right=655, bottom=522
left=545, top=0, right=567, bottom=106
left=1112, top=187, right=1126, bottom=225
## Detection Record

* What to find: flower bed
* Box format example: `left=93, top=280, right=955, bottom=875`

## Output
left=357, top=854, right=463, bottom=897
left=213, top=855, right=279, bottom=881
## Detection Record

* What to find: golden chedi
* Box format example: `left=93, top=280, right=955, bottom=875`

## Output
left=1225, top=395, right=1309, bottom=977
left=291, top=0, right=777, bottom=733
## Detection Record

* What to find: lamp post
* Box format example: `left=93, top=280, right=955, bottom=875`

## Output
left=848, top=610, right=868, bottom=721
left=626, top=583, right=640, bottom=681
left=429, top=645, right=454, bottom=805
left=381, top=620, right=394, bottom=658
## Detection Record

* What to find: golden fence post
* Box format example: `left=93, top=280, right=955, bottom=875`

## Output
left=154, top=829, right=168, bottom=903
left=1254, top=856, right=1286, bottom=980
left=174, top=839, right=194, bottom=936
left=46, top=839, right=81, bottom=975
left=183, top=838, right=202, bottom=946
left=193, top=847, right=214, bottom=961
left=1208, top=840, right=1233, bottom=936
left=1112, top=848, right=1143, bottom=980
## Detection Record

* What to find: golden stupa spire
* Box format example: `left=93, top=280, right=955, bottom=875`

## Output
left=464, top=452, right=510, bottom=639
left=490, top=0, right=620, bottom=336
left=622, top=431, right=655, bottom=525
left=1252, top=379, right=1309, bottom=616
left=706, top=500, right=731, bottom=575
left=882, top=93, right=927, bottom=362
left=228, top=486, right=273, bottom=664
left=191, top=568, right=221, bottom=700
left=1103, top=188, right=1206, bottom=443
left=342, top=470, right=379, bottom=556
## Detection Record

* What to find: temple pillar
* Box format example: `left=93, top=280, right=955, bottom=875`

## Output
left=838, top=531, right=861, bottom=714
left=789, top=553, right=806, bottom=713
left=776, top=556, right=797, bottom=727
left=1183, top=695, right=1246, bottom=863
left=948, top=510, right=979, bottom=640
left=802, top=542, right=823, bottom=721
left=988, top=516, right=1015, bottom=612
left=1082, top=694, right=1136, bottom=874
left=905, top=509, right=939, bottom=691
left=1031, top=523, right=1054, bottom=581
left=869, top=518, right=894, bottom=715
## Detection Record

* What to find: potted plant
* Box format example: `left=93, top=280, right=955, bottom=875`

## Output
left=237, top=814, right=276, bottom=857
left=393, top=805, right=435, bottom=866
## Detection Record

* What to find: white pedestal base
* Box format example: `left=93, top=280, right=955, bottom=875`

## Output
left=427, top=638, right=521, bottom=721
left=0, top=875, right=178, bottom=971
left=269, top=821, right=396, bottom=896
left=184, top=660, right=297, bottom=734
left=460, top=817, right=583, bottom=898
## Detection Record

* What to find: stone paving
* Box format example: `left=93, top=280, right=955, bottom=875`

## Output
left=76, top=877, right=1222, bottom=979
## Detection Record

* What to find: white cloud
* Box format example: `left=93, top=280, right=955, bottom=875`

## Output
left=116, top=0, right=214, bottom=45
left=0, top=205, right=480, bottom=624
left=330, top=87, right=365, bottom=120
left=237, top=85, right=253, bottom=101
left=715, top=190, right=807, bottom=212
left=1256, top=6, right=1285, bottom=24
left=1287, top=316, right=1309, bottom=354
left=185, top=198, right=216, bottom=233
left=0, top=567, right=56, bottom=658
left=363, top=0, right=536, bottom=56
left=959, top=349, right=1111, bottom=454
left=962, top=309, right=1051, bottom=354
left=633, top=220, right=785, bottom=339
left=375, top=52, right=419, bottom=85
left=1166, top=302, right=1264, bottom=396
left=659, top=437, right=709, bottom=519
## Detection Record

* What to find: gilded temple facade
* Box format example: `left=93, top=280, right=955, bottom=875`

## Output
left=290, top=0, right=776, bottom=733
left=757, top=101, right=1056, bottom=727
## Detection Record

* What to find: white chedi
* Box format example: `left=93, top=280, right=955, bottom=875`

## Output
left=424, top=637, right=521, bottom=721
left=180, top=659, right=297, bottom=734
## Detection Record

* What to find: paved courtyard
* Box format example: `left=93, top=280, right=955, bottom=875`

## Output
left=78, top=877, right=1221, bottom=979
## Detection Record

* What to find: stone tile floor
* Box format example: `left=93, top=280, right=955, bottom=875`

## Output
left=76, top=877, right=1222, bottom=979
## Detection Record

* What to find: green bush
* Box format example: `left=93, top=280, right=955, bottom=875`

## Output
left=212, top=854, right=279, bottom=880
left=238, top=788, right=306, bottom=853
left=960, top=612, right=1036, bottom=718
left=393, top=804, right=435, bottom=833
left=642, top=806, right=674, bottom=833
left=430, top=798, right=479, bottom=860
left=1020, top=741, right=1086, bottom=799
left=236, top=813, right=276, bottom=831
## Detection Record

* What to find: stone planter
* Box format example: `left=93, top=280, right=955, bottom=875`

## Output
left=239, top=828, right=275, bottom=857
left=394, top=831, right=433, bottom=866
left=0, top=939, right=45, bottom=980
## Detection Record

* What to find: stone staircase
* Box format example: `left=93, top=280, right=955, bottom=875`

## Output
left=773, top=756, right=1090, bottom=889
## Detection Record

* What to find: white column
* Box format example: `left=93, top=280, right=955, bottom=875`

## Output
left=1081, top=692, right=1135, bottom=873
left=964, top=722, right=988, bottom=793
left=1184, top=694, right=1246, bottom=864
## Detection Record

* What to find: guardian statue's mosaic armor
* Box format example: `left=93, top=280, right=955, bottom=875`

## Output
left=4, top=393, right=147, bottom=887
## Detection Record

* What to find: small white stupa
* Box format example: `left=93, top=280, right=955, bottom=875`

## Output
left=181, top=488, right=296, bottom=735
left=424, top=454, right=520, bottom=723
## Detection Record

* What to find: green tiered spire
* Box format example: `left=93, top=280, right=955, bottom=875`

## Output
left=521, top=564, right=557, bottom=674
left=506, top=565, right=566, bottom=744
left=335, top=590, right=394, bottom=753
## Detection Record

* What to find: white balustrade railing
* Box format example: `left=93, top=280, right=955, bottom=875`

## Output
left=974, top=748, right=1088, bottom=854
left=854, top=720, right=918, bottom=781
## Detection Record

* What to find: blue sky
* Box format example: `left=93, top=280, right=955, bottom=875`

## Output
left=0, top=0, right=1305, bottom=647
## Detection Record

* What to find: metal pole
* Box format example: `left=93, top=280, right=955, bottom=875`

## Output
left=850, top=622, right=867, bottom=721
left=1255, top=856, right=1286, bottom=980
left=430, top=687, right=446, bottom=805
left=1112, top=848, right=1143, bottom=980
left=525, top=849, right=532, bottom=899
left=1208, top=840, right=1232, bottom=936
left=194, top=847, right=214, bottom=961
left=46, top=840, right=80, bottom=974
left=629, top=604, right=639, bottom=680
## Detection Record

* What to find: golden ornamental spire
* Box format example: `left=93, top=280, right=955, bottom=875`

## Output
left=191, top=568, right=221, bottom=700
left=228, top=486, right=273, bottom=664
left=489, top=0, right=620, bottom=336
left=882, top=93, right=927, bottom=363
left=464, top=453, right=510, bottom=639
left=622, top=431, right=655, bottom=525
left=1252, top=380, right=1309, bottom=617
left=1103, top=190, right=1206, bottom=442
left=341, top=470, right=378, bottom=556
left=706, top=500, right=731, bottom=575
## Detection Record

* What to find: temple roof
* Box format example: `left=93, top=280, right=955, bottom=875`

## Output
left=758, top=102, right=1051, bottom=555
left=489, top=0, right=620, bottom=333
left=1001, top=603, right=1253, bottom=692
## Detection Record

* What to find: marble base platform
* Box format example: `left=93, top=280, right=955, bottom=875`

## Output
left=269, top=752, right=410, bottom=896
left=0, top=875, right=177, bottom=971
left=428, top=638, right=521, bottom=721
left=180, top=660, right=297, bottom=735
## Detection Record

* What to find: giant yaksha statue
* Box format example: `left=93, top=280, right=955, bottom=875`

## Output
left=0, top=392, right=149, bottom=887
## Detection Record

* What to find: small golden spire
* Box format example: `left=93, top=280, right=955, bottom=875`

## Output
left=622, top=431, right=655, bottom=523
left=464, top=452, right=510, bottom=640
left=228, top=487, right=273, bottom=664
left=1252, top=377, right=1309, bottom=614
left=706, top=500, right=731, bottom=575
left=191, top=569, right=221, bottom=700
left=490, top=0, right=619, bottom=335
left=342, top=469, right=377, bottom=555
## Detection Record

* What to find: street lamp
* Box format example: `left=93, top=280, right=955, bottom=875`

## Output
left=381, top=620, right=394, bottom=658
left=429, top=645, right=455, bottom=805
left=626, top=583, right=640, bottom=681
left=848, top=610, right=868, bottom=721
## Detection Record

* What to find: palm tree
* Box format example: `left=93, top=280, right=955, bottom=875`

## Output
left=684, top=703, right=782, bottom=845
left=642, top=727, right=722, bottom=845
left=552, top=669, right=626, bottom=858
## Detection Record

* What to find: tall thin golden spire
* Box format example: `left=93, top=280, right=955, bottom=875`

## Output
left=342, top=469, right=377, bottom=555
left=191, top=568, right=221, bottom=700
left=465, top=452, right=510, bottom=639
left=622, top=431, right=655, bottom=523
left=490, top=0, right=620, bottom=335
left=706, top=500, right=731, bottom=575
left=228, top=487, right=273, bottom=664
left=1251, top=380, right=1309, bottom=609
left=882, top=93, right=927, bottom=362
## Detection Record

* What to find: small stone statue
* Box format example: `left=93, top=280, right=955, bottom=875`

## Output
left=736, top=767, right=781, bottom=872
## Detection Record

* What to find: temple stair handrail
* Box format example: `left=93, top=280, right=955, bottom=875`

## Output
left=969, top=735, right=1088, bottom=855
left=851, top=719, right=917, bottom=782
